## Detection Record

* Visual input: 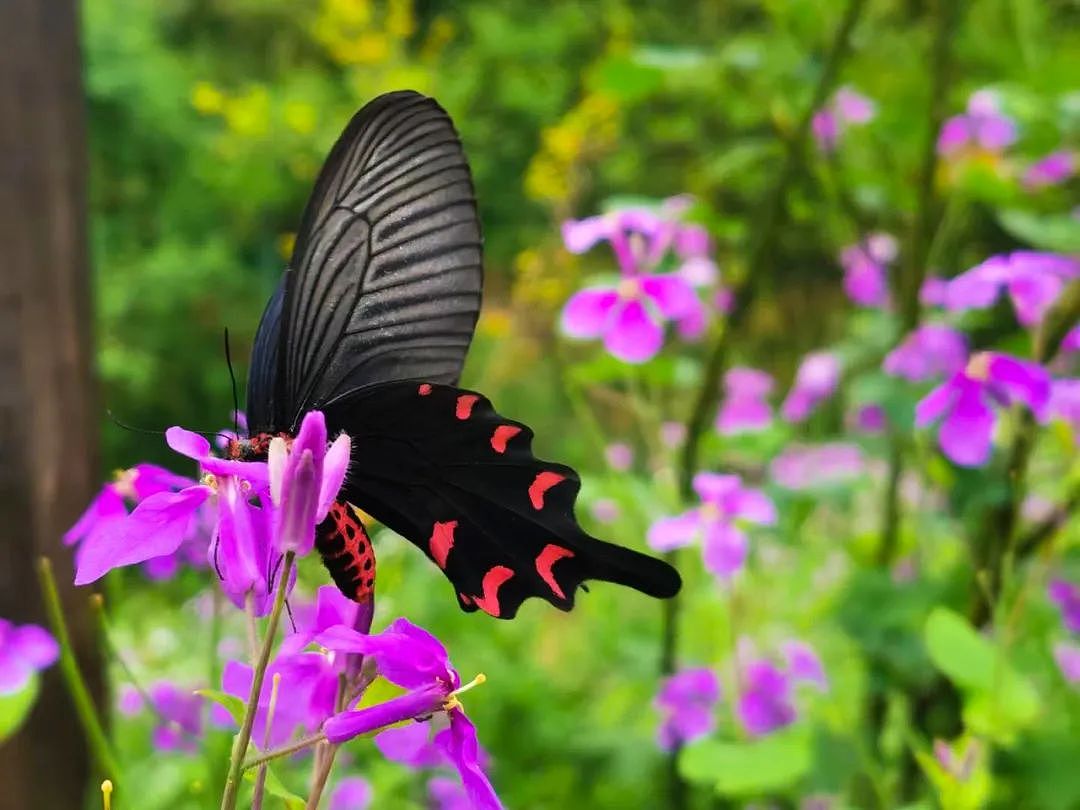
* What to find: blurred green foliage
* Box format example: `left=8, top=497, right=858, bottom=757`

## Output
left=80, top=0, right=1080, bottom=808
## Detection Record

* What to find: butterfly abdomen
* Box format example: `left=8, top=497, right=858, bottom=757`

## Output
left=316, top=501, right=376, bottom=603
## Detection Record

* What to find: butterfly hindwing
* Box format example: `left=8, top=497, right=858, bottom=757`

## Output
left=321, top=382, right=682, bottom=618
left=272, top=91, right=483, bottom=429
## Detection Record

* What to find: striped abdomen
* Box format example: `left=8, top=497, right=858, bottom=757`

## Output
left=316, top=501, right=375, bottom=602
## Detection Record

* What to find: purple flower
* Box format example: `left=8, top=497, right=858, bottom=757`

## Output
left=781, top=641, right=828, bottom=691
left=884, top=325, right=969, bottom=382
left=1049, top=579, right=1080, bottom=633
left=375, top=721, right=449, bottom=769
left=840, top=233, right=897, bottom=308
left=219, top=652, right=338, bottom=747
left=647, top=473, right=776, bottom=580
left=781, top=352, right=840, bottom=423
left=146, top=682, right=202, bottom=752
left=604, top=443, right=634, bottom=472
left=737, top=659, right=796, bottom=737
left=1024, top=150, right=1076, bottom=190
left=1049, top=380, right=1080, bottom=442
left=283, top=584, right=362, bottom=657
left=915, top=352, right=1050, bottom=467
left=921, top=276, right=950, bottom=307
left=317, top=619, right=502, bottom=810
left=660, top=421, right=686, bottom=448
left=0, top=621, right=58, bottom=694
left=770, top=443, right=864, bottom=490
left=716, top=368, right=774, bottom=435
left=429, top=777, right=471, bottom=810
left=812, top=86, right=876, bottom=152
left=937, top=90, right=1017, bottom=156
left=589, top=499, right=621, bottom=525
left=946, top=251, right=1080, bottom=327
left=268, top=411, right=351, bottom=556
left=1053, top=642, right=1080, bottom=684
left=849, top=404, right=886, bottom=435
left=329, top=777, right=372, bottom=810
left=654, top=667, right=721, bottom=750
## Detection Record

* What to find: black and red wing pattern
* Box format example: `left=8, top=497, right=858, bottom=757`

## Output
left=264, top=90, right=483, bottom=432
left=320, top=382, right=681, bottom=619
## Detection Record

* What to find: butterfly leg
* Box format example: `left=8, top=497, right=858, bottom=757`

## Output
left=316, top=501, right=376, bottom=603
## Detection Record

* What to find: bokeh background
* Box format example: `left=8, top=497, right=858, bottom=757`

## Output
left=2, top=0, right=1079, bottom=808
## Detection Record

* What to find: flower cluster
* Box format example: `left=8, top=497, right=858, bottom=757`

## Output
left=0, top=620, right=58, bottom=695
left=1049, top=579, right=1080, bottom=685
left=937, top=90, right=1016, bottom=157
left=841, top=233, right=898, bottom=308
left=560, top=196, right=720, bottom=363
left=812, top=86, right=876, bottom=153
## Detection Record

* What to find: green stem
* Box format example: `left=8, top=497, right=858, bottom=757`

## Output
left=220, top=551, right=295, bottom=810
left=252, top=672, right=283, bottom=810
left=304, top=742, right=341, bottom=810
left=243, top=732, right=327, bottom=771
left=36, top=558, right=122, bottom=781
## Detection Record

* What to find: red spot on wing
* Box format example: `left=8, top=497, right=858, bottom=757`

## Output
left=459, top=593, right=473, bottom=606
left=536, top=544, right=575, bottom=600
left=528, top=471, right=566, bottom=510
left=418, top=383, right=433, bottom=396
left=429, top=520, right=458, bottom=569
left=490, top=424, right=522, bottom=453
left=455, top=394, right=480, bottom=420
left=470, top=566, right=514, bottom=617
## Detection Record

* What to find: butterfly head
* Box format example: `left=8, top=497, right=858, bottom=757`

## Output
left=225, top=431, right=281, bottom=461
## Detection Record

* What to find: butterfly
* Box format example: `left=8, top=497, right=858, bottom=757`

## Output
left=234, top=90, right=681, bottom=619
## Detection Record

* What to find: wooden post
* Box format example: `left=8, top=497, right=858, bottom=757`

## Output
left=0, top=0, right=104, bottom=803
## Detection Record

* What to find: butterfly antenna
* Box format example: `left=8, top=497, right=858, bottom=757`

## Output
left=105, top=409, right=231, bottom=442
left=224, top=327, right=241, bottom=438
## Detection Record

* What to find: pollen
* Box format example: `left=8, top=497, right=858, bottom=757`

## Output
left=101, top=780, right=113, bottom=810
left=965, top=351, right=992, bottom=381
left=200, top=473, right=219, bottom=492
left=699, top=502, right=721, bottom=522
left=617, top=277, right=640, bottom=300
left=445, top=672, right=487, bottom=712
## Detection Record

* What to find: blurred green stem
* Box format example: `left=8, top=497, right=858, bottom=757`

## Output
left=251, top=672, right=282, bottom=810
left=220, top=551, right=295, bottom=810
left=37, top=558, right=122, bottom=782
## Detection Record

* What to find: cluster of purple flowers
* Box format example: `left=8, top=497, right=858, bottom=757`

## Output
left=0, top=619, right=58, bottom=695
left=559, top=196, right=720, bottom=363
left=841, top=233, right=898, bottom=309
left=811, top=87, right=876, bottom=153
left=1048, top=579, right=1080, bottom=685
left=655, top=641, right=827, bottom=749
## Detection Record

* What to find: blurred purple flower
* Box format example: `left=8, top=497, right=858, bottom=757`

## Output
left=604, top=442, right=634, bottom=472
left=1049, top=380, right=1080, bottom=442
left=654, top=667, right=721, bottom=750
left=429, top=777, right=471, bottom=810
left=812, top=86, right=876, bottom=152
left=317, top=619, right=502, bottom=810
left=781, top=352, right=841, bottom=423
left=1054, top=642, right=1080, bottom=684
left=770, top=443, right=864, bottom=491
left=376, top=721, right=449, bottom=769
left=648, top=473, right=776, bottom=580
left=884, top=325, right=968, bottom=382
left=281, top=584, right=362, bottom=662
left=329, top=777, right=372, bottom=810
left=849, top=404, right=887, bottom=435
left=589, top=499, right=621, bottom=525
left=1049, top=579, right=1080, bottom=633
left=147, top=682, right=202, bottom=753
left=781, top=641, right=828, bottom=691
left=920, top=276, right=950, bottom=307
left=841, top=233, right=897, bottom=308
left=737, top=658, right=796, bottom=736
left=0, top=620, right=59, bottom=694
left=937, top=90, right=1017, bottom=156
left=945, top=251, right=1080, bottom=328
left=716, top=368, right=774, bottom=435
left=661, top=421, right=687, bottom=449
left=1024, top=150, right=1076, bottom=190
left=915, top=352, right=1050, bottom=467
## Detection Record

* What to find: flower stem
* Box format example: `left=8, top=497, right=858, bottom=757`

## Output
left=304, top=742, right=341, bottom=810
left=251, top=672, right=282, bottom=810
left=243, top=732, right=328, bottom=771
left=220, top=550, right=295, bottom=810
left=36, top=557, right=122, bottom=781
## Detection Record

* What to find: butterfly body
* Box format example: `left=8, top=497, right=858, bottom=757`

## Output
left=245, top=90, right=680, bottom=618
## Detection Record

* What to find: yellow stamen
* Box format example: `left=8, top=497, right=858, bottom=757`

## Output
left=616, top=277, right=640, bottom=300
left=445, top=673, right=487, bottom=713
left=965, top=352, right=992, bottom=381
left=200, top=473, right=219, bottom=491
left=700, top=502, right=720, bottom=522
left=101, top=780, right=113, bottom=810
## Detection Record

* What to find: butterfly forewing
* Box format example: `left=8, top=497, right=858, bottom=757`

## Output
left=273, top=90, right=483, bottom=430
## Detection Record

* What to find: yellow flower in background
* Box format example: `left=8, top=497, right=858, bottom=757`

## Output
left=313, top=0, right=415, bottom=66
left=420, top=16, right=455, bottom=62
left=477, top=308, right=513, bottom=339
left=386, top=0, right=416, bottom=38
left=323, top=0, right=373, bottom=28
left=191, top=81, right=225, bottom=115
left=284, top=100, right=317, bottom=135
left=223, top=86, right=270, bottom=137
left=278, top=232, right=297, bottom=261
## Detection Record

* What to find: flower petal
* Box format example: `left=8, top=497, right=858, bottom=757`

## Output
left=443, top=708, right=504, bottom=810
left=646, top=512, right=700, bottom=552
left=318, top=433, right=352, bottom=518
left=166, top=427, right=211, bottom=462
left=604, top=299, right=663, bottom=363
left=375, top=721, right=445, bottom=768
left=324, top=686, right=446, bottom=744
left=702, top=522, right=748, bottom=580
left=639, top=274, right=700, bottom=320
left=938, top=383, right=995, bottom=467
left=329, top=777, right=373, bottom=810
left=9, top=625, right=59, bottom=670
left=560, top=288, right=618, bottom=339
left=561, top=216, right=610, bottom=254
left=915, top=378, right=959, bottom=427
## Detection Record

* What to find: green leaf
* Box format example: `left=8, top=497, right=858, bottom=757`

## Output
left=589, top=55, right=664, bottom=102
left=244, top=764, right=305, bottom=809
left=923, top=608, right=1040, bottom=739
left=0, top=676, right=40, bottom=741
left=679, top=729, right=813, bottom=795
left=195, top=688, right=246, bottom=726
left=997, top=209, right=1080, bottom=253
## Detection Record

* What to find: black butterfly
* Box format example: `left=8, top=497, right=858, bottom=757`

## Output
left=238, top=90, right=680, bottom=619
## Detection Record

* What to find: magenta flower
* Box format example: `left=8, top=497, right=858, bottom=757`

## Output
left=920, top=276, right=950, bottom=307
left=946, top=251, right=1080, bottom=328
left=770, top=443, right=864, bottom=491
left=647, top=473, right=776, bottom=580
left=781, top=352, right=841, bottom=423
left=716, top=368, right=774, bottom=435
left=589, top=499, right=621, bottom=525
left=812, top=86, right=876, bottom=152
left=146, top=682, right=202, bottom=753
left=737, top=658, right=796, bottom=736
left=937, top=90, right=1017, bottom=156
left=317, top=619, right=502, bottom=810
left=1053, top=643, right=1080, bottom=685
left=268, top=411, right=351, bottom=556
left=916, top=352, right=1050, bottom=467
left=604, top=442, right=634, bottom=472
left=329, top=777, right=372, bottom=810
left=840, top=233, right=897, bottom=308
left=1024, top=150, right=1075, bottom=190
left=0, top=620, right=58, bottom=694
left=1049, top=380, right=1080, bottom=442
left=849, top=404, right=886, bottom=435
left=376, top=721, right=451, bottom=769
left=1049, top=579, right=1080, bottom=633
left=884, top=325, right=969, bottom=382
left=429, top=777, right=472, bottom=810
left=660, top=421, right=687, bottom=448
left=654, top=667, right=721, bottom=751
left=283, top=584, right=362, bottom=657
left=781, top=641, right=828, bottom=691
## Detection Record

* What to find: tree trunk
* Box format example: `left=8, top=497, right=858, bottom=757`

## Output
left=0, top=1, right=103, bottom=804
